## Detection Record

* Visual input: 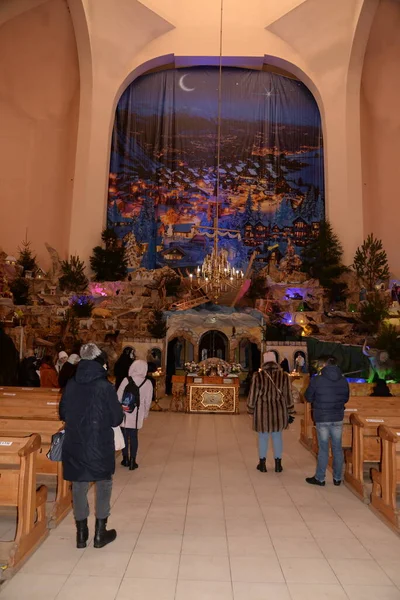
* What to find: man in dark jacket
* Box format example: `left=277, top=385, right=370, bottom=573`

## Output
left=60, top=343, right=123, bottom=549
left=19, top=349, right=40, bottom=387
left=304, top=356, right=349, bottom=486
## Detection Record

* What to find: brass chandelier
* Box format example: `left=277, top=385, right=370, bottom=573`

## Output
left=192, top=0, right=243, bottom=303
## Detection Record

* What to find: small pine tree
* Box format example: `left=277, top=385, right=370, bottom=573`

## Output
left=147, top=309, right=167, bottom=338
left=10, top=277, right=30, bottom=305
left=360, top=291, right=390, bottom=333
left=90, top=228, right=128, bottom=282
left=353, top=233, right=390, bottom=292
left=17, top=239, right=37, bottom=275
left=376, top=323, right=400, bottom=360
left=301, top=220, right=348, bottom=302
left=59, top=255, right=88, bottom=292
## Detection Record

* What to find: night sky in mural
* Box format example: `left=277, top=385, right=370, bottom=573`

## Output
left=108, top=67, right=324, bottom=271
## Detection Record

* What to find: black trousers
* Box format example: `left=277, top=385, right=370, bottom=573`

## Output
left=121, top=427, right=138, bottom=461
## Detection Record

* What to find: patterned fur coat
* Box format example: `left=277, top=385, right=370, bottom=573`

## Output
left=247, top=362, right=294, bottom=433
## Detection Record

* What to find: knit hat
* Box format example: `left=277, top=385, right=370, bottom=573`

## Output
left=67, top=353, right=80, bottom=365
left=263, top=351, right=277, bottom=363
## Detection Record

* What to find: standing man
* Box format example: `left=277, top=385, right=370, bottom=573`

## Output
left=305, top=356, right=349, bottom=486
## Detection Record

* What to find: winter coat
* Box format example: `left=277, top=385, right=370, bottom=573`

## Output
left=58, top=361, right=78, bottom=389
left=40, top=363, right=59, bottom=388
left=0, top=328, right=19, bottom=386
left=59, top=360, right=123, bottom=482
left=19, top=356, right=40, bottom=387
left=117, top=360, right=153, bottom=430
left=305, top=365, right=349, bottom=423
left=247, top=362, right=294, bottom=433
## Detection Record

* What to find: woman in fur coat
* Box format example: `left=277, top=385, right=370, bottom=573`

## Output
left=247, top=351, right=295, bottom=473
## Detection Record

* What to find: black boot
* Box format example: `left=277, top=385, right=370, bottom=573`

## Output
left=257, top=458, right=267, bottom=473
left=121, top=457, right=129, bottom=467
left=129, top=458, right=138, bottom=471
left=76, top=519, right=89, bottom=549
left=275, top=458, right=283, bottom=473
left=94, top=518, right=117, bottom=549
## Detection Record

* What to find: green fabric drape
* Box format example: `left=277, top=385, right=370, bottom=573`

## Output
left=306, top=337, right=370, bottom=378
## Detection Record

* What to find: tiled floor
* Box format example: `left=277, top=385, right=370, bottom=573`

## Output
left=2, top=407, right=400, bottom=599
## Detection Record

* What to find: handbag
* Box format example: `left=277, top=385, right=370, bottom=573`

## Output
left=113, top=426, right=125, bottom=451
left=47, top=429, right=65, bottom=461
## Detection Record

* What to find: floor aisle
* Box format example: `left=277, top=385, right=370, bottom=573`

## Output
left=2, top=409, right=400, bottom=599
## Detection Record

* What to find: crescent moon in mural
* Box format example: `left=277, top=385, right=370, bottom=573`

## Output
left=179, top=74, right=195, bottom=92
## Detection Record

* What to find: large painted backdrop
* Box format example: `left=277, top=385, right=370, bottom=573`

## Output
left=108, top=67, right=324, bottom=272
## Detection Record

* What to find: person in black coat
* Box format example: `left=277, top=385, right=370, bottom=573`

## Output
left=304, top=356, right=349, bottom=487
left=0, top=324, right=19, bottom=386
left=58, top=353, right=80, bottom=388
left=60, top=343, right=123, bottom=549
left=113, top=346, right=134, bottom=390
left=370, top=378, right=392, bottom=397
left=19, top=349, right=40, bottom=387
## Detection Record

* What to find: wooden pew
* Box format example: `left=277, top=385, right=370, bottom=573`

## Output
left=345, top=413, right=400, bottom=500
left=371, top=425, right=400, bottom=530
left=0, top=386, right=60, bottom=394
left=0, top=389, right=70, bottom=527
left=0, top=398, right=60, bottom=421
left=301, top=396, right=400, bottom=450
left=0, top=387, right=61, bottom=420
left=0, top=434, right=48, bottom=577
left=0, top=419, right=71, bottom=528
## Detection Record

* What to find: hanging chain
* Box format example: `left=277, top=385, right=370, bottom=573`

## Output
left=214, top=0, right=224, bottom=256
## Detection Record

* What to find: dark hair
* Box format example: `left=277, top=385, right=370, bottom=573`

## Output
left=94, top=350, right=108, bottom=368
left=325, top=356, right=337, bottom=366
left=123, top=346, right=133, bottom=356
left=319, top=355, right=337, bottom=366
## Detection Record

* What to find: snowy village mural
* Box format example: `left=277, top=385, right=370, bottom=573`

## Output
left=108, top=67, right=325, bottom=272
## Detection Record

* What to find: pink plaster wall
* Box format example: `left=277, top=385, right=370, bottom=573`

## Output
left=0, top=0, right=79, bottom=268
left=361, top=0, right=400, bottom=277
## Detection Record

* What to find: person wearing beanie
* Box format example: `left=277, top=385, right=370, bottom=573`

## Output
left=59, top=343, right=123, bottom=549
left=247, top=351, right=295, bottom=473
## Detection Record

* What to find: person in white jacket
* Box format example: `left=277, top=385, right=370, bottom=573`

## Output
left=117, top=360, right=153, bottom=470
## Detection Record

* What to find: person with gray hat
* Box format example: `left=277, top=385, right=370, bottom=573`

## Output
left=59, top=343, right=123, bottom=549
left=247, top=351, right=295, bottom=473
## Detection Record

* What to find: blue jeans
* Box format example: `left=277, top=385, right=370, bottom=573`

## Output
left=315, top=421, right=343, bottom=482
left=258, top=431, right=283, bottom=459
